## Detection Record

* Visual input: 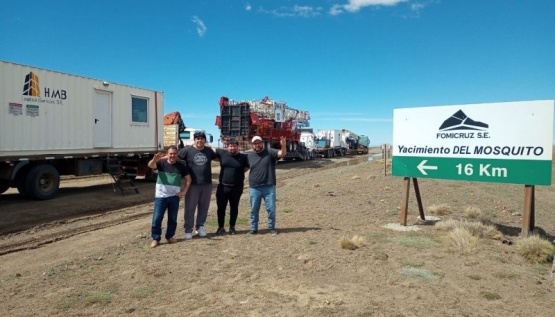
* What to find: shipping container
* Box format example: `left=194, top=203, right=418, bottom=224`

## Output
left=0, top=60, right=164, bottom=199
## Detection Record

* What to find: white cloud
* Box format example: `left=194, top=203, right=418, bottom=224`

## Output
left=292, top=5, right=322, bottom=17
left=260, top=5, right=323, bottom=18
left=330, top=0, right=408, bottom=15
left=255, top=0, right=422, bottom=17
left=329, top=5, right=344, bottom=16
left=245, top=3, right=252, bottom=11
left=191, top=16, right=207, bottom=37
left=410, top=2, right=426, bottom=15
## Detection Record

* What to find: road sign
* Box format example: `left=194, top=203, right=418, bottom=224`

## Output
left=392, top=100, right=554, bottom=185
left=392, top=156, right=552, bottom=185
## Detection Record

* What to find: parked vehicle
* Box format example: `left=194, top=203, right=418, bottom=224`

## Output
left=314, top=129, right=348, bottom=158
left=215, top=96, right=371, bottom=160
left=341, top=129, right=370, bottom=155
left=0, top=61, right=164, bottom=199
left=215, top=96, right=317, bottom=160
left=357, top=135, right=370, bottom=154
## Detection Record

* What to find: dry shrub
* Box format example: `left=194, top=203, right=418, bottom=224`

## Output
left=428, top=204, right=450, bottom=216
left=339, top=235, right=366, bottom=250
left=463, top=206, right=482, bottom=219
left=446, top=227, right=479, bottom=254
left=463, top=206, right=494, bottom=225
left=515, top=235, right=555, bottom=263
left=436, top=218, right=502, bottom=240
left=435, top=218, right=459, bottom=231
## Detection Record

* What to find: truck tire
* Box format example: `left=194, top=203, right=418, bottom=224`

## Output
left=16, top=170, right=30, bottom=197
left=0, top=179, right=9, bottom=194
left=25, top=164, right=60, bottom=200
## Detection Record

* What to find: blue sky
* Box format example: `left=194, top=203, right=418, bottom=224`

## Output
left=1, top=0, right=554, bottom=146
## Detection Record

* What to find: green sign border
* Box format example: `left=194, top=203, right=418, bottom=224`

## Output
left=392, top=156, right=552, bottom=185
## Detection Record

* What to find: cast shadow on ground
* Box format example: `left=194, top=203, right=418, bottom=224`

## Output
left=496, top=223, right=555, bottom=241
left=172, top=227, right=322, bottom=243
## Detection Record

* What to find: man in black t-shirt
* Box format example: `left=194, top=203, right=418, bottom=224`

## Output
left=214, top=138, right=249, bottom=235
left=246, top=135, right=286, bottom=235
left=178, top=131, right=218, bottom=239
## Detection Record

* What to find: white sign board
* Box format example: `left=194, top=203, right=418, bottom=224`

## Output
left=392, top=100, right=554, bottom=185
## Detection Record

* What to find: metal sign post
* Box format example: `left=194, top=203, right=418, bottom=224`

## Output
left=392, top=100, right=553, bottom=235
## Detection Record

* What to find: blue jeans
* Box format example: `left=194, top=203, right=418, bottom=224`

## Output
left=249, top=185, right=276, bottom=231
left=151, top=196, right=180, bottom=241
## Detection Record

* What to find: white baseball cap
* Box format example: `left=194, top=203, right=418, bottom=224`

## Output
left=251, top=136, right=263, bottom=143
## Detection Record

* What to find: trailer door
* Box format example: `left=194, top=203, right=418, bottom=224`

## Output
left=94, top=90, right=112, bottom=147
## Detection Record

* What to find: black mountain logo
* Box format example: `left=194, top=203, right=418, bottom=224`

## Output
left=439, top=110, right=489, bottom=131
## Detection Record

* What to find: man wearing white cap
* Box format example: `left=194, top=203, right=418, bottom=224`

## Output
left=246, top=135, right=286, bottom=235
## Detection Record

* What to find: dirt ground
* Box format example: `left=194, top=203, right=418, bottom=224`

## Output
left=1, top=151, right=554, bottom=317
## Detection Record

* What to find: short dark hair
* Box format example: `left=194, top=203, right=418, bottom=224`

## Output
left=167, top=145, right=178, bottom=151
left=193, top=131, right=206, bottom=139
left=226, top=138, right=238, bottom=145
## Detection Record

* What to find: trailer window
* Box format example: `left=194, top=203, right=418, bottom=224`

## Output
left=132, top=97, right=148, bottom=123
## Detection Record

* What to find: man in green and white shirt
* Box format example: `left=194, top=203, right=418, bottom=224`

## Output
left=148, top=145, right=191, bottom=248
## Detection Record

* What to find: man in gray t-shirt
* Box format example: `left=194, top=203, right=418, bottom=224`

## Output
left=178, top=131, right=218, bottom=239
left=246, top=135, right=286, bottom=235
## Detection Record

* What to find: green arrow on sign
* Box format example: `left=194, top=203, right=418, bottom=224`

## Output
left=417, top=160, right=437, bottom=175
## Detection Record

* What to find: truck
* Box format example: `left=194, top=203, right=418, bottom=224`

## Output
left=341, top=129, right=370, bottom=155
left=314, top=129, right=348, bottom=158
left=312, top=129, right=371, bottom=157
left=0, top=60, right=164, bottom=200
left=215, top=96, right=317, bottom=161
left=357, top=135, right=370, bottom=154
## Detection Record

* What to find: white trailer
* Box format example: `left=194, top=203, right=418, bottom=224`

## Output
left=0, top=61, right=164, bottom=199
left=314, top=129, right=348, bottom=157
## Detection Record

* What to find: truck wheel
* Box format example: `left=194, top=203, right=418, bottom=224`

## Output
left=0, top=179, right=9, bottom=194
left=16, top=174, right=30, bottom=197
left=26, top=164, right=60, bottom=200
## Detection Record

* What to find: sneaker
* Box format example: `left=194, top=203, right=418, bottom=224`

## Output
left=197, top=226, right=207, bottom=237
left=269, top=229, right=278, bottom=235
left=247, top=230, right=258, bottom=236
left=150, top=240, right=159, bottom=248
left=166, top=237, right=177, bottom=244
left=215, top=227, right=226, bottom=236
left=228, top=227, right=236, bottom=235
left=184, top=233, right=193, bottom=240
